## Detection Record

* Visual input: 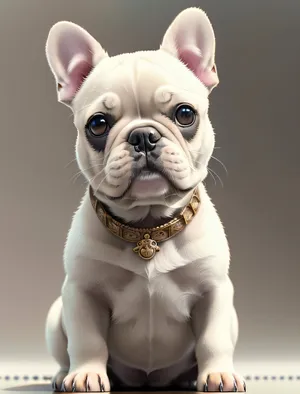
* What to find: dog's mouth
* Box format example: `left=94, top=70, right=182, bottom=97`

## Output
left=136, top=169, right=162, bottom=179
left=129, top=169, right=170, bottom=198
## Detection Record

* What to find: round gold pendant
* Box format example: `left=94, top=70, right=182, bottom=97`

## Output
left=133, top=233, right=160, bottom=260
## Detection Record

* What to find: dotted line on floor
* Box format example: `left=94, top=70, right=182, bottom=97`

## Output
left=0, top=375, right=52, bottom=381
left=244, top=375, right=300, bottom=381
left=0, top=375, right=300, bottom=381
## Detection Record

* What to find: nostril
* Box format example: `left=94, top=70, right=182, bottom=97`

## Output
left=128, top=132, right=141, bottom=146
left=148, top=130, right=161, bottom=144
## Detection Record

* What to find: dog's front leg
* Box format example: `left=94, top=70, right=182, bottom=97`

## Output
left=61, top=280, right=110, bottom=392
left=192, top=276, right=246, bottom=392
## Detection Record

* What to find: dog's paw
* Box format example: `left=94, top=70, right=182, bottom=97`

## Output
left=52, top=369, right=68, bottom=391
left=61, top=371, right=110, bottom=392
left=199, top=372, right=246, bottom=392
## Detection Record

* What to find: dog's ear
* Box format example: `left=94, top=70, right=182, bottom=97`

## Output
left=45, top=22, right=108, bottom=106
left=160, top=8, right=219, bottom=92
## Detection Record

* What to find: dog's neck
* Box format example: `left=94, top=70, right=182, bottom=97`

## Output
left=107, top=205, right=183, bottom=228
left=94, top=189, right=196, bottom=229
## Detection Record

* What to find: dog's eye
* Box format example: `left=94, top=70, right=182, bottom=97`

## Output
left=174, top=104, right=196, bottom=127
left=86, top=113, right=109, bottom=136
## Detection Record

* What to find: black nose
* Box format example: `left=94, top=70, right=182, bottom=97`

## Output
left=127, top=127, right=161, bottom=153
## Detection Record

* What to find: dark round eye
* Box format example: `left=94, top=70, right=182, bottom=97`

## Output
left=174, top=104, right=196, bottom=126
left=87, top=113, right=109, bottom=136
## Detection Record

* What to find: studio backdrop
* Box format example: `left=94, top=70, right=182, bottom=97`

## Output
left=0, top=0, right=299, bottom=378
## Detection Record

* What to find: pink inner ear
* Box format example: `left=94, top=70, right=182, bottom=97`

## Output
left=178, top=48, right=218, bottom=89
left=60, top=53, right=93, bottom=102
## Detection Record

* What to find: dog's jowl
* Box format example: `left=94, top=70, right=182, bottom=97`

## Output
left=45, top=7, right=246, bottom=392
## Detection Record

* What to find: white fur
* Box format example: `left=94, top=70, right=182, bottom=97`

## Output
left=45, top=7, right=245, bottom=392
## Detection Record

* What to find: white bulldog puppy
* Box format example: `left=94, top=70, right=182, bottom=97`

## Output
left=45, top=7, right=246, bottom=392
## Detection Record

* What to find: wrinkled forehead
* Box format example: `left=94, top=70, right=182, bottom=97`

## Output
left=73, top=51, right=208, bottom=121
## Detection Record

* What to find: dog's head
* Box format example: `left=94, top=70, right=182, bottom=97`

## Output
left=46, top=8, right=219, bottom=220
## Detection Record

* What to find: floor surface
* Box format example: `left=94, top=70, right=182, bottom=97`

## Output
left=0, top=380, right=299, bottom=394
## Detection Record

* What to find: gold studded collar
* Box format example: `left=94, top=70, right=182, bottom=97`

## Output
left=89, top=186, right=201, bottom=261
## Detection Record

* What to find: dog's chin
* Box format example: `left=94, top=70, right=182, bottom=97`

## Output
left=128, top=171, right=170, bottom=199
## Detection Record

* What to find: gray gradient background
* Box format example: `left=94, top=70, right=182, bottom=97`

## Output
left=0, top=0, right=299, bottom=373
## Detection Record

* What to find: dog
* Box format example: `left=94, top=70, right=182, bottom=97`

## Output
left=45, top=7, right=246, bottom=392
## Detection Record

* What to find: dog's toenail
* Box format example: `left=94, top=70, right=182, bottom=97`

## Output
left=203, top=382, right=208, bottom=392
left=219, top=381, right=223, bottom=391
left=61, top=381, right=66, bottom=392
left=233, top=380, right=238, bottom=392
left=85, top=377, right=90, bottom=392
left=72, top=380, right=77, bottom=392
left=98, top=375, right=105, bottom=392
left=243, top=381, right=247, bottom=392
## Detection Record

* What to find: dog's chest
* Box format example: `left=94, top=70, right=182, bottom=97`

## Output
left=104, top=263, right=201, bottom=324
left=103, top=264, right=200, bottom=370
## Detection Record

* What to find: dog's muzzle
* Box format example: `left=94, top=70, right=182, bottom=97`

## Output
left=127, top=127, right=161, bottom=153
